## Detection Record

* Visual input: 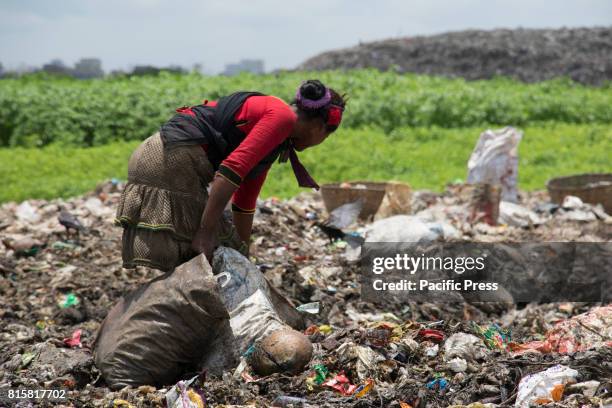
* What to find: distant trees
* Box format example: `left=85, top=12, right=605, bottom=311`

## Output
left=0, top=59, right=196, bottom=79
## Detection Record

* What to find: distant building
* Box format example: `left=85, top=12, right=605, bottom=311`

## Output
left=42, top=59, right=71, bottom=76
left=223, top=59, right=264, bottom=76
left=72, top=58, right=104, bottom=79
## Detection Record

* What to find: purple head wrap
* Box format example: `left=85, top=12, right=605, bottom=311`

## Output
left=295, top=85, right=331, bottom=110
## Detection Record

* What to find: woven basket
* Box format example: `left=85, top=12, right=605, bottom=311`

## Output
left=547, top=173, right=612, bottom=213
left=320, top=181, right=387, bottom=220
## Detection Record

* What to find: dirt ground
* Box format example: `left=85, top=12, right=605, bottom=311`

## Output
left=0, top=181, right=610, bottom=407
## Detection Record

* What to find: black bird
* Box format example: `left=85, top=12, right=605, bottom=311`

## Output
left=58, top=210, right=85, bottom=241
left=315, top=199, right=365, bottom=248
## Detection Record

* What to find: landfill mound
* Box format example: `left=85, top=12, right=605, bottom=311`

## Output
left=297, top=27, right=612, bottom=85
left=0, top=180, right=611, bottom=407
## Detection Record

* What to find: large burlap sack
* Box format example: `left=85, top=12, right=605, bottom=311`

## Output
left=93, top=254, right=236, bottom=390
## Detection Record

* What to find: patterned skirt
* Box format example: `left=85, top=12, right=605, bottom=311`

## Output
left=115, top=132, right=245, bottom=272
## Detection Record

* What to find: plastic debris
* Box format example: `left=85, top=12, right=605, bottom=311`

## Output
left=444, top=332, right=489, bottom=361
left=364, top=215, right=445, bottom=243
left=310, top=364, right=329, bottom=386
left=113, top=399, right=135, bottom=408
left=424, top=344, right=439, bottom=357
left=447, top=357, right=467, bottom=373
left=426, top=376, right=449, bottom=392
left=515, top=365, right=578, bottom=408
left=58, top=292, right=80, bottom=308
left=15, top=201, right=41, bottom=223
left=20, top=351, right=36, bottom=368
left=565, top=380, right=600, bottom=398
left=165, top=375, right=205, bottom=408
left=418, top=328, right=445, bottom=343
left=354, top=379, right=375, bottom=398
left=473, top=323, right=512, bottom=350
left=63, top=329, right=82, bottom=348
left=499, top=201, right=544, bottom=227
left=296, top=302, right=320, bottom=315
left=272, top=395, right=308, bottom=407
left=511, top=305, right=612, bottom=354
left=323, top=372, right=358, bottom=396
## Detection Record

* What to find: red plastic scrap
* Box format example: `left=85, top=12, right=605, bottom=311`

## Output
left=323, top=372, right=358, bottom=396
left=63, top=329, right=82, bottom=348
left=418, top=329, right=445, bottom=343
left=304, top=325, right=320, bottom=336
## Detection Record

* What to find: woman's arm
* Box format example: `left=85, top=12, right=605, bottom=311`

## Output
left=192, top=174, right=237, bottom=262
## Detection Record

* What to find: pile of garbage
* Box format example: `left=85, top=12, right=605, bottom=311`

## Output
left=0, top=177, right=610, bottom=407
left=298, top=27, right=612, bottom=86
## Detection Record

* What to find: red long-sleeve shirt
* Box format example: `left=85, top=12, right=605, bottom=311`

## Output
left=203, top=96, right=296, bottom=213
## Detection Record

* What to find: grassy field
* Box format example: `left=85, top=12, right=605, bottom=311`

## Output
left=1, top=123, right=610, bottom=203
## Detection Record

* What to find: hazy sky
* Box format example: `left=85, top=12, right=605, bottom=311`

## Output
left=1, top=0, right=610, bottom=73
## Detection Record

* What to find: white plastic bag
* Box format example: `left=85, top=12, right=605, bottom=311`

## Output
left=515, top=364, right=579, bottom=408
left=364, top=215, right=444, bottom=243
left=213, top=247, right=304, bottom=354
left=467, top=127, right=522, bottom=202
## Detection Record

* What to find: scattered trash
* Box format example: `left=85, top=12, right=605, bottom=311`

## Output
left=512, top=305, right=612, bottom=354
left=58, top=292, right=80, bottom=308
left=426, top=376, right=449, bottom=392
left=2, top=236, right=44, bottom=257
left=364, top=215, right=445, bottom=242
left=515, top=365, right=579, bottom=408
left=296, top=302, right=320, bottom=315
left=418, top=328, right=445, bottom=343
left=323, top=372, right=358, bottom=396
left=63, top=329, right=83, bottom=348
left=112, top=399, right=135, bottom=408
left=447, top=357, right=468, bottom=373
left=444, top=333, right=489, bottom=361
left=565, top=380, right=600, bottom=398
left=2, top=180, right=610, bottom=407
left=424, top=343, right=439, bottom=357
left=306, top=363, right=330, bottom=389
left=354, top=378, right=375, bottom=398
left=467, top=127, right=522, bottom=202
left=52, top=240, right=79, bottom=250
left=472, top=323, right=512, bottom=351
left=165, top=375, right=205, bottom=408
left=15, top=201, right=41, bottom=223
left=467, top=183, right=501, bottom=225
left=499, top=201, right=544, bottom=227
left=272, top=395, right=308, bottom=407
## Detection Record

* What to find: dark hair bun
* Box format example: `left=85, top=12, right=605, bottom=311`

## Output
left=299, top=80, right=327, bottom=101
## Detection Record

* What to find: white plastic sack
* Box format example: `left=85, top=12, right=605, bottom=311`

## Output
left=467, top=127, right=522, bottom=202
left=364, top=215, right=455, bottom=243
left=499, top=201, right=544, bottom=227
left=213, top=247, right=304, bottom=354
left=515, top=365, right=579, bottom=408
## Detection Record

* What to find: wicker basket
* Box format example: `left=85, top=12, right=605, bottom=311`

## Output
left=320, top=181, right=388, bottom=220
left=547, top=173, right=612, bottom=213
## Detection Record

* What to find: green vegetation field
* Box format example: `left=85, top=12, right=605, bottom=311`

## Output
left=1, top=124, right=610, bottom=203
left=0, top=71, right=610, bottom=202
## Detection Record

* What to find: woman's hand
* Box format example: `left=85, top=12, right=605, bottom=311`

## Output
left=192, top=229, right=219, bottom=264
left=195, top=174, right=239, bottom=264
